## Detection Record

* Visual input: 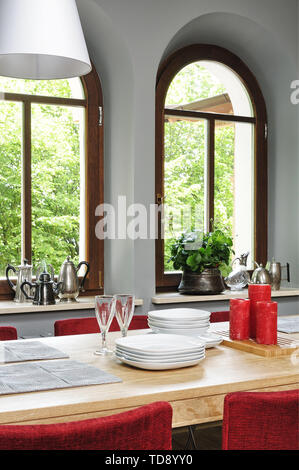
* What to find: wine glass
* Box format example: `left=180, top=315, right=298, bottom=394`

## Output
left=114, top=294, right=135, bottom=337
left=94, top=295, right=115, bottom=355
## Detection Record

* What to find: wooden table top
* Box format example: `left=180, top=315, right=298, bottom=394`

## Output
left=0, top=323, right=298, bottom=428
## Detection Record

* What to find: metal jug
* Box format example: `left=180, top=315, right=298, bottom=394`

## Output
left=58, top=257, right=90, bottom=302
left=266, top=259, right=290, bottom=291
left=6, top=259, right=33, bottom=303
left=251, top=261, right=271, bottom=285
left=225, top=252, right=250, bottom=291
left=20, top=271, right=62, bottom=305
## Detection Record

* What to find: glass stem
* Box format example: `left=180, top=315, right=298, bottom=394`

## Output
left=102, top=330, right=107, bottom=349
left=121, top=327, right=127, bottom=337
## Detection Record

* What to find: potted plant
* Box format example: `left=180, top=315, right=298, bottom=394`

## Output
left=169, top=228, right=234, bottom=294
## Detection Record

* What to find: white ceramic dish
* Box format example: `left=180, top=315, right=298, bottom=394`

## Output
left=116, top=344, right=205, bottom=359
left=115, top=333, right=205, bottom=354
left=148, top=324, right=209, bottom=336
left=116, top=354, right=205, bottom=370
left=115, top=350, right=205, bottom=363
left=147, top=318, right=210, bottom=328
left=115, top=346, right=205, bottom=362
left=197, top=333, right=223, bottom=348
left=148, top=308, right=210, bottom=321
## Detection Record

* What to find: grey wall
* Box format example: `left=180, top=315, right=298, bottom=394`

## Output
left=77, top=0, right=299, bottom=312
left=2, top=0, right=299, bottom=336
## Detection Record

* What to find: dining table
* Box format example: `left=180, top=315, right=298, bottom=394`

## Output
left=0, top=321, right=298, bottom=428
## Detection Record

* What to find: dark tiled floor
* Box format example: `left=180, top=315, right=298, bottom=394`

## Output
left=172, top=424, right=222, bottom=450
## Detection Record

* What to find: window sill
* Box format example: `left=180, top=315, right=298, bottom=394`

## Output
left=0, top=297, right=143, bottom=315
left=152, top=288, right=299, bottom=304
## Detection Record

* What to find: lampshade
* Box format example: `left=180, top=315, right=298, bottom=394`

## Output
left=0, top=0, right=92, bottom=79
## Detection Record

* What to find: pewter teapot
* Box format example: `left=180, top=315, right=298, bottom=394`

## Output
left=251, top=261, right=271, bottom=285
left=20, top=271, right=62, bottom=305
left=6, top=259, right=33, bottom=303
left=58, top=257, right=89, bottom=302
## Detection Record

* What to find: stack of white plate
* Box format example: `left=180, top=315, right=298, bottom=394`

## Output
left=147, top=308, right=223, bottom=348
left=148, top=308, right=210, bottom=336
left=115, top=333, right=205, bottom=370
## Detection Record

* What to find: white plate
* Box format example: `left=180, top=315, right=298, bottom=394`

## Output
left=116, top=344, right=205, bottom=359
left=115, top=351, right=205, bottom=363
left=147, top=317, right=210, bottom=328
left=197, top=333, right=223, bottom=348
left=115, top=347, right=205, bottom=362
left=148, top=308, right=210, bottom=321
left=116, top=355, right=205, bottom=370
left=149, top=325, right=209, bottom=336
left=115, top=333, right=205, bottom=354
left=147, top=318, right=210, bottom=328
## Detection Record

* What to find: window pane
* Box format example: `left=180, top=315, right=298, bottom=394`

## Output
left=31, top=103, right=85, bottom=274
left=164, top=117, right=207, bottom=272
left=0, top=76, right=84, bottom=99
left=0, top=101, right=22, bottom=276
left=165, top=61, right=253, bottom=117
left=214, top=120, right=254, bottom=267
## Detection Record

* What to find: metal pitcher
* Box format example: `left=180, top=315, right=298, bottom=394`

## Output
left=266, top=259, right=290, bottom=290
left=21, top=271, right=62, bottom=305
left=251, top=262, right=271, bottom=285
left=6, top=259, right=33, bottom=303
left=58, top=257, right=90, bottom=302
left=225, top=252, right=250, bottom=291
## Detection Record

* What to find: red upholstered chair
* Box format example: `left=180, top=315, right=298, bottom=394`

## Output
left=210, top=311, right=229, bottom=323
left=0, top=401, right=172, bottom=450
left=222, top=390, right=299, bottom=450
left=54, top=315, right=148, bottom=336
left=0, top=326, right=18, bottom=341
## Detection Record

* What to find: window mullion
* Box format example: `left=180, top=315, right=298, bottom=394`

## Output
left=21, top=101, right=32, bottom=263
left=204, top=118, right=215, bottom=232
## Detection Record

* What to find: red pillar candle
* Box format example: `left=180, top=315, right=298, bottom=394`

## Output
left=248, top=284, right=271, bottom=338
left=229, top=298, right=250, bottom=340
left=255, top=301, right=277, bottom=345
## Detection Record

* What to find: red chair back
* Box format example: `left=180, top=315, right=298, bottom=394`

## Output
left=210, top=311, right=229, bottom=323
left=222, top=390, right=299, bottom=450
left=54, top=315, right=148, bottom=336
left=0, top=401, right=172, bottom=450
left=0, top=326, right=18, bottom=341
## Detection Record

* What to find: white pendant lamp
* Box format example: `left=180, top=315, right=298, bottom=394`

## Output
left=0, top=0, right=92, bottom=79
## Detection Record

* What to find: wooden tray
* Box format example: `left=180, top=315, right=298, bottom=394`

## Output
left=214, top=326, right=299, bottom=357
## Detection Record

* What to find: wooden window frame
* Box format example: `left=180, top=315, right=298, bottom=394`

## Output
left=0, top=66, right=104, bottom=300
left=155, top=44, right=267, bottom=290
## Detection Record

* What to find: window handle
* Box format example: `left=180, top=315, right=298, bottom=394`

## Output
left=156, top=193, right=164, bottom=205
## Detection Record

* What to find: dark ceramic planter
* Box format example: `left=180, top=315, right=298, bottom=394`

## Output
left=178, top=268, right=225, bottom=295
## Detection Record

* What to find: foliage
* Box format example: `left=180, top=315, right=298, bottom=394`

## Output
left=163, top=62, right=235, bottom=272
left=169, top=228, right=234, bottom=277
left=0, top=77, right=82, bottom=276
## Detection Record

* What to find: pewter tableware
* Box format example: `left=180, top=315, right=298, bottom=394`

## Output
left=58, top=256, right=89, bottom=302
left=6, top=259, right=32, bottom=303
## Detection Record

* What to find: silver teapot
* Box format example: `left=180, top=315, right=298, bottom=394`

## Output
left=251, top=261, right=271, bottom=285
left=58, top=257, right=89, bottom=302
left=6, top=259, right=33, bottom=303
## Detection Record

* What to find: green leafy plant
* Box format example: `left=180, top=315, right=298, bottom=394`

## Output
left=169, top=228, right=234, bottom=277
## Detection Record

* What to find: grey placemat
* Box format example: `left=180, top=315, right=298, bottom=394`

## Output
left=0, top=360, right=122, bottom=395
left=277, top=317, right=299, bottom=333
left=1, top=341, right=69, bottom=363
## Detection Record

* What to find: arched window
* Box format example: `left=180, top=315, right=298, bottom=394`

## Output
left=0, top=67, right=104, bottom=299
left=156, top=45, right=267, bottom=289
